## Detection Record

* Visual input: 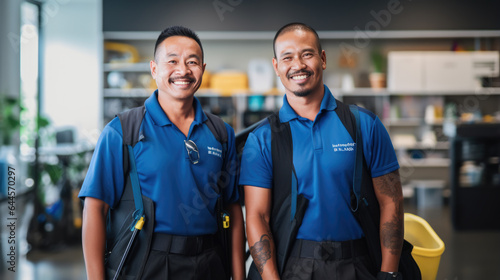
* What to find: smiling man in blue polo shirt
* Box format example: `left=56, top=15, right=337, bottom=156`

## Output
left=241, top=23, right=404, bottom=280
left=79, top=26, right=245, bottom=280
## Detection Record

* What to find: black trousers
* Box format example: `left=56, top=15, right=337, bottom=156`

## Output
left=281, top=239, right=377, bottom=280
left=140, top=234, right=227, bottom=280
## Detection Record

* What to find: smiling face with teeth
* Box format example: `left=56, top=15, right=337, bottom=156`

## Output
left=150, top=35, right=206, bottom=102
left=273, top=29, right=326, bottom=98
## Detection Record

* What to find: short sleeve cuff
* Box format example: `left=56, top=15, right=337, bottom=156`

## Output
left=370, top=161, right=400, bottom=178
left=238, top=179, right=272, bottom=189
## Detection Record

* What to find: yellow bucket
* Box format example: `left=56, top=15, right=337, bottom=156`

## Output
left=404, top=213, right=445, bottom=280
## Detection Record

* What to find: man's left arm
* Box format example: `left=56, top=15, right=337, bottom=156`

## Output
left=223, top=124, right=245, bottom=279
left=372, top=169, right=404, bottom=273
left=228, top=202, right=245, bottom=280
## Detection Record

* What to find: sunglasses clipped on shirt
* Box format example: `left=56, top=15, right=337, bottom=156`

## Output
left=184, top=140, right=200, bottom=164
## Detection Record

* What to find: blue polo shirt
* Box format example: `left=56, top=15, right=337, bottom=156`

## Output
left=239, top=85, right=399, bottom=241
left=79, top=91, right=239, bottom=236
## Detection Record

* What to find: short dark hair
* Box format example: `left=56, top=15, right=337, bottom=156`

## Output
left=154, top=26, right=204, bottom=62
left=273, top=22, right=322, bottom=58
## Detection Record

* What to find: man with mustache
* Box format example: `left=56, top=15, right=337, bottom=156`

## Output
left=80, top=26, right=245, bottom=280
left=241, top=23, right=403, bottom=280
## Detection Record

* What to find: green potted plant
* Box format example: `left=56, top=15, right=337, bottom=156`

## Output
left=369, top=49, right=386, bottom=89
left=0, top=94, right=20, bottom=147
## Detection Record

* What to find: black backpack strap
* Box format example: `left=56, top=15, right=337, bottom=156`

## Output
left=334, top=99, right=365, bottom=211
left=105, top=105, right=153, bottom=279
left=204, top=111, right=231, bottom=280
left=267, top=112, right=308, bottom=275
left=349, top=105, right=364, bottom=212
left=205, top=111, right=228, bottom=169
left=336, top=102, right=421, bottom=278
left=335, top=99, right=356, bottom=143
left=205, top=111, right=228, bottom=145
left=117, top=105, right=145, bottom=191
left=204, top=111, right=229, bottom=194
left=269, top=113, right=295, bottom=219
left=335, top=101, right=382, bottom=273
left=117, top=105, right=147, bottom=221
left=117, top=105, right=146, bottom=147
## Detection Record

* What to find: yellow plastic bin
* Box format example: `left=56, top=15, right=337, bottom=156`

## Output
left=404, top=213, right=445, bottom=280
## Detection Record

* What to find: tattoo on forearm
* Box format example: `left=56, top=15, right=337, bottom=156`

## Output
left=381, top=213, right=404, bottom=255
left=375, top=170, right=404, bottom=255
left=373, top=170, right=402, bottom=203
left=249, top=233, right=272, bottom=275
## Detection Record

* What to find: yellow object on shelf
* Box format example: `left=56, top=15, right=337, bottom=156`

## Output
left=483, top=114, right=495, bottom=123
left=404, top=213, right=445, bottom=280
left=104, top=41, right=140, bottom=63
left=210, top=71, right=248, bottom=96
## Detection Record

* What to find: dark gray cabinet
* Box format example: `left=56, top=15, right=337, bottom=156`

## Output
left=451, top=123, right=500, bottom=230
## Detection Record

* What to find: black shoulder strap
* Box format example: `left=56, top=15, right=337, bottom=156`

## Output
left=116, top=105, right=147, bottom=220
left=117, top=105, right=146, bottom=188
left=205, top=111, right=228, bottom=169
left=117, top=105, right=146, bottom=147
left=349, top=105, right=364, bottom=212
left=205, top=111, right=228, bottom=144
left=268, top=112, right=308, bottom=275
left=107, top=105, right=153, bottom=278
left=336, top=100, right=420, bottom=278
left=269, top=113, right=296, bottom=219
left=335, top=98, right=356, bottom=143
left=205, top=111, right=229, bottom=195
left=336, top=101, right=385, bottom=273
left=334, top=99, right=364, bottom=211
left=206, top=111, right=231, bottom=280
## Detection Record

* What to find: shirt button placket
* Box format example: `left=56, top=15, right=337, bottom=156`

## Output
left=312, top=123, right=322, bottom=151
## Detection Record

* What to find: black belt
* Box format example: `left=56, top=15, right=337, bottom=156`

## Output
left=290, top=238, right=368, bottom=260
left=151, top=233, right=217, bottom=256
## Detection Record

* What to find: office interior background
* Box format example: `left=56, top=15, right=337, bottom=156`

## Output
left=1, top=0, right=500, bottom=279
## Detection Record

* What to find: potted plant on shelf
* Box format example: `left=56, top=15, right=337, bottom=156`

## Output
left=369, top=49, right=386, bottom=89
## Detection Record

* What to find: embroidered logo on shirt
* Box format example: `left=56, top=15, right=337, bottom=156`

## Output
left=207, top=146, right=223, bottom=158
left=332, top=142, right=356, bottom=152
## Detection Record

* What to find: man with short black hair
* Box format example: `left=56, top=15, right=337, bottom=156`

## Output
left=80, top=25, right=245, bottom=280
left=241, top=22, right=404, bottom=280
